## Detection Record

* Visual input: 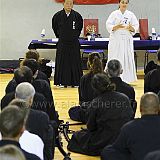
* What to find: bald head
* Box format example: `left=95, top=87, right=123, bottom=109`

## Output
left=140, top=92, right=160, bottom=115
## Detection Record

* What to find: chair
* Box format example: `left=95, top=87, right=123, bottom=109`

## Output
left=82, top=49, right=105, bottom=60
left=134, top=52, right=138, bottom=72
left=144, top=50, right=157, bottom=69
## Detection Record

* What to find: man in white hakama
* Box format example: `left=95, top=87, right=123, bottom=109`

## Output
left=105, top=0, right=139, bottom=83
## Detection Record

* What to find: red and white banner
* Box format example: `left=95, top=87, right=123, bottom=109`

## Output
left=84, top=19, right=98, bottom=36
left=55, top=0, right=119, bottom=5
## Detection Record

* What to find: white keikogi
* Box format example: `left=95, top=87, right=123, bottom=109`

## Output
left=106, top=9, right=139, bottom=83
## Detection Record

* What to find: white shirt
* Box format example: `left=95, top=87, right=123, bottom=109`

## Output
left=19, top=130, right=44, bottom=160
left=106, top=9, right=139, bottom=35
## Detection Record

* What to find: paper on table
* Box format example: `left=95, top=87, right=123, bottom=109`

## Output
left=133, top=37, right=140, bottom=40
left=52, top=38, right=59, bottom=42
left=95, top=38, right=109, bottom=41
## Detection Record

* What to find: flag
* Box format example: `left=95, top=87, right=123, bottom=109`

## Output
left=55, top=0, right=119, bottom=4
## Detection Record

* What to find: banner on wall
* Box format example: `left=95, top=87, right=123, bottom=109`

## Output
left=84, top=19, right=98, bottom=36
left=139, top=19, right=149, bottom=40
left=55, top=0, right=119, bottom=5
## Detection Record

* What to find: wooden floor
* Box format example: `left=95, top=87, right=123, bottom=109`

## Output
left=0, top=73, right=144, bottom=160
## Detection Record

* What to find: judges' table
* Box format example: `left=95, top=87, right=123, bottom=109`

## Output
left=28, top=39, right=160, bottom=50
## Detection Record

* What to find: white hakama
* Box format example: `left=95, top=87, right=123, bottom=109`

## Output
left=106, top=9, right=139, bottom=83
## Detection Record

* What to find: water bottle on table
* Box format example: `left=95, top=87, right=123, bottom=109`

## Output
left=41, top=29, right=46, bottom=40
left=152, top=28, right=157, bottom=40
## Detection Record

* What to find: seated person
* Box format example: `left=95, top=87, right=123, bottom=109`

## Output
left=144, top=60, right=157, bottom=75
left=0, top=105, right=40, bottom=160
left=144, top=49, right=160, bottom=93
left=3, top=66, right=57, bottom=121
left=25, top=49, right=52, bottom=79
left=67, top=73, right=133, bottom=156
left=9, top=83, right=55, bottom=160
left=101, top=92, right=160, bottom=160
left=105, top=59, right=137, bottom=115
left=6, top=64, right=52, bottom=103
left=25, top=49, right=40, bottom=61
left=68, top=52, right=103, bottom=123
left=21, top=58, right=50, bottom=85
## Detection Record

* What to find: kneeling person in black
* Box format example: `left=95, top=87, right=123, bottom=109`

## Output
left=67, top=73, right=133, bottom=156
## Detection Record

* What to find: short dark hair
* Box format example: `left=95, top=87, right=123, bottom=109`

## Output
left=87, top=52, right=103, bottom=74
left=14, top=66, right=33, bottom=84
left=21, top=59, right=39, bottom=75
left=119, top=0, right=129, bottom=3
left=25, top=50, right=40, bottom=61
left=107, top=59, right=122, bottom=77
left=0, top=105, right=27, bottom=138
left=91, top=73, right=115, bottom=94
left=64, top=0, right=74, bottom=3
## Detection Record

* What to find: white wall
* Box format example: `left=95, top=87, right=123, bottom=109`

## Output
left=0, top=0, right=159, bottom=60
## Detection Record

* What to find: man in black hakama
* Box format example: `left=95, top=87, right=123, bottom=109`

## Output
left=52, top=0, right=83, bottom=87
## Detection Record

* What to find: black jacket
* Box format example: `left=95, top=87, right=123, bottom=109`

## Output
left=110, top=77, right=135, bottom=100
left=0, top=140, right=40, bottom=160
left=1, top=92, right=47, bottom=114
left=4, top=79, right=57, bottom=121
left=144, top=65, right=160, bottom=94
left=101, top=115, right=160, bottom=160
left=68, top=91, right=133, bottom=156
left=78, top=73, right=99, bottom=104
left=26, top=109, right=54, bottom=160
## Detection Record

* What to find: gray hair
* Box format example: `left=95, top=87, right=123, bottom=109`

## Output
left=15, top=82, right=35, bottom=101
left=107, top=59, right=122, bottom=77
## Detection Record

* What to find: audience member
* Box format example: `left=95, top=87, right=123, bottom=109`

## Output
left=68, top=52, right=103, bottom=123
left=144, top=49, right=160, bottom=75
left=105, top=59, right=137, bottom=115
left=67, top=73, right=133, bottom=156
left=6, top=66, right=52, bottom=103
left=1, top=67, right=47, bottom=113
left=2, top=66, right=57, bottom=121
left=9, top=83, right=55, bottom=160
left=9, top=99, right=44, bottom=160
left=21, top=58, right=50, bottom=85
left=0, top=144, right=26, bottom=160
left=101, top=92, right=160, bottom=160
left=25, top=50, right=40, bottom=61
left=144, top=49, right=160, bottom=93
left=25, top=50, right=52, bottom=78
left=0, top=105, right=40, bottom=160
